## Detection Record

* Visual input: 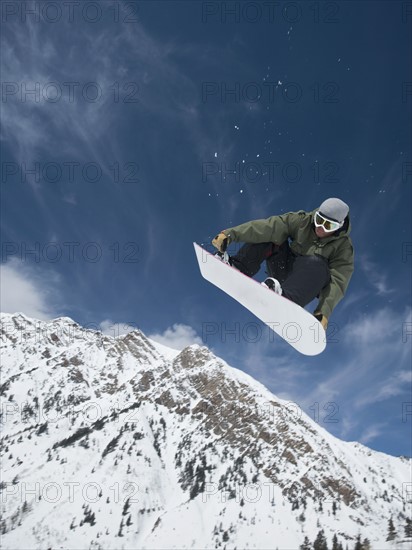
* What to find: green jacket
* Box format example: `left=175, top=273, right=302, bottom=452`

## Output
left=223, top=209, right=354, bottom=319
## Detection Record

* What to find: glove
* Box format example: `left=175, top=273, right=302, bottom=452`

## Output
left=314, top=312, right=328, bottom=330
left=212, top=232, right=229, bottom=253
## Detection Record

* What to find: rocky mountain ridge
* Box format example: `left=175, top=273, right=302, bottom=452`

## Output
left=0, top=312, right=410, bottom=549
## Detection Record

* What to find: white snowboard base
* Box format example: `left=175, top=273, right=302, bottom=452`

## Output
left=194, top=243, right=326, bottom=356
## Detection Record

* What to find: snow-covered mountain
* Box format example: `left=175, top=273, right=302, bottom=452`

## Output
left=1, top=312, right=411, bottom=549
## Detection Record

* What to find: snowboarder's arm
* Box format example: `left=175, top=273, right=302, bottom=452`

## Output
left=317, top=242, right=354, bottom=319
left=222, top=212, right=304, bottom=245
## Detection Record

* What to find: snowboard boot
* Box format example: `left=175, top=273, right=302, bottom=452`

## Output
left=261, top=277, right=283, bottom=295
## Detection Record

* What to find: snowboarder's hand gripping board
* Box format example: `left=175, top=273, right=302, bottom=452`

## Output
left=194, top=243, right=326, bottom=356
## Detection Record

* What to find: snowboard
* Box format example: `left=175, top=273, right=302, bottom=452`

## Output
left=194, top=242, right=326, bottom=356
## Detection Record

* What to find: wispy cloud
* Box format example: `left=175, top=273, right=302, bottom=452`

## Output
left=297, top=306, right=411, bottom=443
left=359, top=423, right=388, bottom=445
left=358, top=255, right=393, bottom=296
left=1, top=21, right=122, bottom=174
left=323, top=307, right=408, bottom=400
left=354, top=369, right=411, bottom=409
left=1, top=7, right=237, bottom=260
left=343, top=306, right=399, bottom=346
left=352, top=158, right=405, bottom=238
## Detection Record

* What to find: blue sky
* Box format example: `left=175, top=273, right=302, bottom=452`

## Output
left=1, top=1, right=411, bottom=458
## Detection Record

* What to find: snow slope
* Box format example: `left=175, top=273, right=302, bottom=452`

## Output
left=0, top=313, right=410, bottom=549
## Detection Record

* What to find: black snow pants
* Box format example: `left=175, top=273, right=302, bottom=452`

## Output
left=230, top=241, right=330, bottom=308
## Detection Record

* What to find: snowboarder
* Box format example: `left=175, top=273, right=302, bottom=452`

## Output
left=211, top=198, right=354, bottom=330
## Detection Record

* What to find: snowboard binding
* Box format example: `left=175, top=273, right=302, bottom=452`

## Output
left=214, top=250, right=231, bottom=265
left=261, top=277, right=283, bottom=295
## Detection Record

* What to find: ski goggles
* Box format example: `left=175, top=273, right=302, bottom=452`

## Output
left=314, top=211, right=343, bottom=232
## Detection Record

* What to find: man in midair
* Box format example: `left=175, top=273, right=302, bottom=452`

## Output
left=212, top=198, right=354, bottom=330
